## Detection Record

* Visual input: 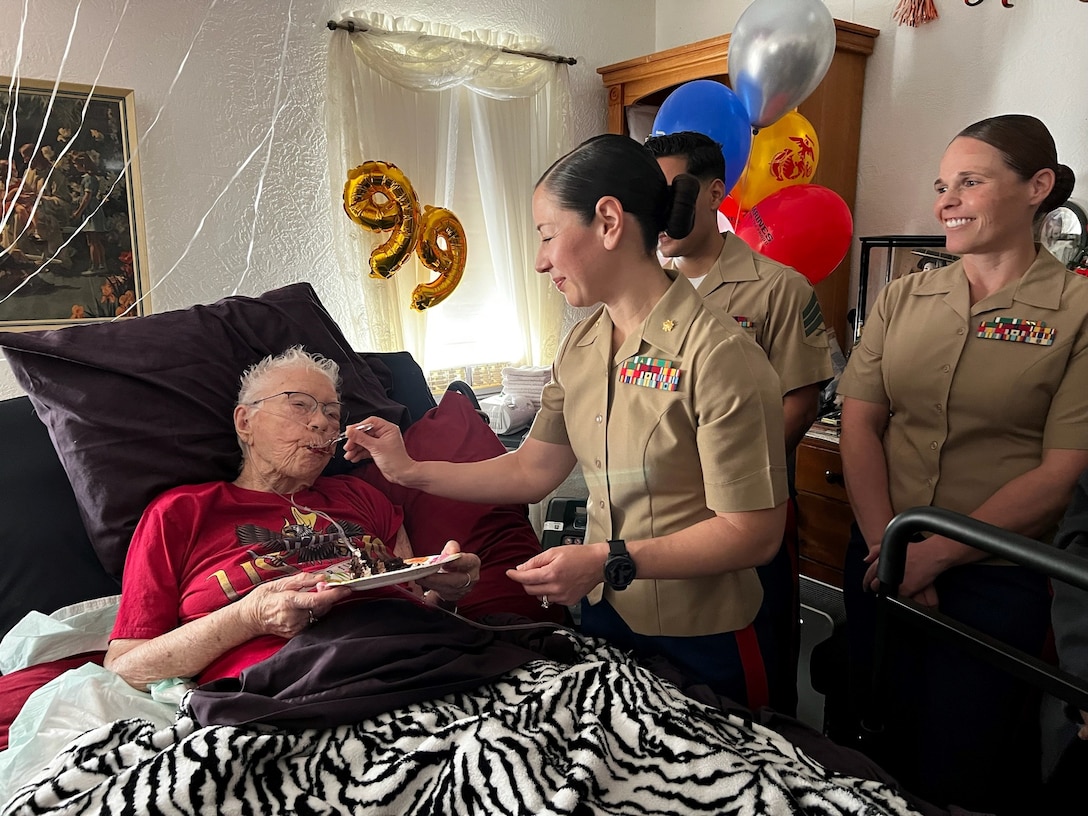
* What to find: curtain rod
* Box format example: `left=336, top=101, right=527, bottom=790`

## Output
left=326, top=20, right=577, bottom=65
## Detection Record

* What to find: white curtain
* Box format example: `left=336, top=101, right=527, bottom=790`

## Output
left=325, top=12, right=572, bottom=371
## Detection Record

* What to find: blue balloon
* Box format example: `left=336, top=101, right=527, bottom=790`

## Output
left=651, top=80, right=752, bottom=192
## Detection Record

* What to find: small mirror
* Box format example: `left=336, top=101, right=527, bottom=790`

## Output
left=1040, top=202, right=1088, bottom=270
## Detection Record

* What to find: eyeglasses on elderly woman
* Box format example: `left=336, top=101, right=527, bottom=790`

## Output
left=247, top=391, right=346, bottom=425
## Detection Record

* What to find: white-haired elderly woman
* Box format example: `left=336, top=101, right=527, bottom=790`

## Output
left=104, top=347, right=479, bottom=690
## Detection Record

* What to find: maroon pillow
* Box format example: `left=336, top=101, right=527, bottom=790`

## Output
left=357, top=392, right=564, bottom=623
left=0, top=283, right=409, bottom=578
left=0, top=651, right=105, bottom=751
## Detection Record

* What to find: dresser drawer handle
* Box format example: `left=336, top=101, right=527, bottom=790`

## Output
left=824, top=470, right=844, bottom=486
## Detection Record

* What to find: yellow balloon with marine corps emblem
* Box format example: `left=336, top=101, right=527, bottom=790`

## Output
left=730, top=110, right=820, bottom=212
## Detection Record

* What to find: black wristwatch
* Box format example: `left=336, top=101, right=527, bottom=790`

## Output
left=603, top=539, right=636, bottom=590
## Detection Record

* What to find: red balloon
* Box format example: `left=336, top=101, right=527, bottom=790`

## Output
left=734, top=184, right=852, bottom=285
left=717, top=194, right=747, bottom=229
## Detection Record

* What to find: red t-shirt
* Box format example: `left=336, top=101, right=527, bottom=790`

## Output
left=112, top=476, right=404, bottom=682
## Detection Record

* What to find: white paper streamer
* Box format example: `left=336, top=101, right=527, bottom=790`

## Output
left=1, top=0, right=293, bottom=319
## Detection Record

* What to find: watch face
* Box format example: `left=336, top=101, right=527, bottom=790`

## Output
left=605, top=554, right=636, bottom=589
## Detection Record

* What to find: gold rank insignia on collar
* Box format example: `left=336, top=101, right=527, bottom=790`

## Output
left=977, top=317, right=1055, bottom=346
left=661, top=319, right=676, bottom=332
left=619, top=356, right=681, bottom=391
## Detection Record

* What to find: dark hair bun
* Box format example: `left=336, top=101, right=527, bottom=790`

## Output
left=1041, top=164, right=1076, bottom=215
left=663, top=174, right=700, bottom=239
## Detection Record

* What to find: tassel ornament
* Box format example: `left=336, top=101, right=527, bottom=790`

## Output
left=893, top=0, right=939, bottom=26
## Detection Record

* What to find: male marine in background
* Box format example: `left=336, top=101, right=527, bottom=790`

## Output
left=645, top=131, right=834, bottom=715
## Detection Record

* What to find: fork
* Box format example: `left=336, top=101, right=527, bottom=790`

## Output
left=322, top=422, right=374, bottom=447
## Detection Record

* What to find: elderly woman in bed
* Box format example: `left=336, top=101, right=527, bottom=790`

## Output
left=103, top=347, right=480, bottom=690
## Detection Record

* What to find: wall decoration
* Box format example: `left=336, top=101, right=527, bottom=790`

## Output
left=894, top=0, right=940, bottom=26
left=0, top=78, right=150, bottom=329
left=895, top=3, right=1085, bottom=30
left=343, top=160, right=467, bottom=311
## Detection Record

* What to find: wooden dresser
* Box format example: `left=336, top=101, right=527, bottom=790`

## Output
left=795, top=430, right=851, bottom=587
left=597, top=21, right=879, bottom=588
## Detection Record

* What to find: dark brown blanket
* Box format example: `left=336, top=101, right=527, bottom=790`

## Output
left=185, top=599, right=565, bottom=728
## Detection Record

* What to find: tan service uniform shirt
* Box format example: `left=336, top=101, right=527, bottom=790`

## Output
left=839, top=249, right=1088, bottom=533
left=529, top=271, right=788, bottom=637
left=669, top=233, right=833, bottom=394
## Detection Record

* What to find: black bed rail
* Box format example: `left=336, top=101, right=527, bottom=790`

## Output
left=861, top=506, right=1088, bottom=743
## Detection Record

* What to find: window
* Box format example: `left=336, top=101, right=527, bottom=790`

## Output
left=326, top=14, right=571, bottom=378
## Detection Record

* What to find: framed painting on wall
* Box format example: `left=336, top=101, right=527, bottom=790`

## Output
left=0, top=77, right=151, bottom=329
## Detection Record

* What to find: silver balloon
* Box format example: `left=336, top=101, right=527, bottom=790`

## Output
left=727, top=0, right=837, bottom=129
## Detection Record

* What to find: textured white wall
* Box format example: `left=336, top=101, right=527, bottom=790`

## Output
left=8, top=0, right=1083, bottom=402
left=655, top=0, right=1088, bottom=314
left=0, top=0, right=655, bottom=398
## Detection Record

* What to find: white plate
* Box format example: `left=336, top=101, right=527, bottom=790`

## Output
left=327, top=553, right=461, bottom=592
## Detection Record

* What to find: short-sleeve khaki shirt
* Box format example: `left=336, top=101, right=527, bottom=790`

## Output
left=529, top=271, right=788, bottom=637
left=839, top=248, right=1088, bottom=528
left=671, top=233, right=834, bottom=395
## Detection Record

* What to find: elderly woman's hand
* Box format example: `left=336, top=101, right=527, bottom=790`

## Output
left=416, top=541, right=480, bottom=606
left=342, top=417, right=418, bottom=485
left=242, top=572, right=351, bottom=638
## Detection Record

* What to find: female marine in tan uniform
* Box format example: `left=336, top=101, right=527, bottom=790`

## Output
left=839, top=115, right=1088, bottom=814
left=348, top=134, right=789, bottom=708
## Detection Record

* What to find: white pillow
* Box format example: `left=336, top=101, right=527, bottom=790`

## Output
left=0, top=595, right=120, bottom=674
left=480, top=393, right=537, bottom=434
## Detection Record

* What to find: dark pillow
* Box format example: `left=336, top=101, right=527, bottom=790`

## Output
left=0, top=283, right=409, bottom=578
left=361, top=351, right=438, bottom=425
left=356, top=392, right=564, bottom=624
left=0, top=397, right=119, bottom=641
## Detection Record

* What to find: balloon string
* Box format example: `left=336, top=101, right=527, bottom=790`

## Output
left=0, top=0, right=85, bottom=242
left=117, top=93, right=287, bottom=316
left=118, top=2, right=297, bottom=317
left=730, top=142, right=754, bottom=224
left=0, top=0, right=219, bottom=308
left=0, top=0, right=141, bottom=303
left=0, top=0, right=133, bottom=267
left=0, top=0, right=31, bottom=191
left=231, top=0, right=295, bottom=297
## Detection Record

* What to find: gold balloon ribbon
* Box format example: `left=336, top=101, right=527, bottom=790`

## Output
left=411, top=205, right=467, bottom=311
left=343, top=161, right=420, bottom=279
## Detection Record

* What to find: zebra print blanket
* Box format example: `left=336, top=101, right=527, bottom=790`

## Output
left=1, top=633, right=923, bottom=816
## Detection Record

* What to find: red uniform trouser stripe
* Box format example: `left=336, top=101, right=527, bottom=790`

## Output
left=735, top=622, right=769, bottom=710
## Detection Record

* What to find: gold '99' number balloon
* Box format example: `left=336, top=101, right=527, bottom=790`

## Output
left=344, top=161, right=421, bottom=280
left=412, top=205, right=467, bottom=311
left=343, top=160, right=468, bottom=311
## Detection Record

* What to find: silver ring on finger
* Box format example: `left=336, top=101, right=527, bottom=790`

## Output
left=461, top=573, right=473, bottom=590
